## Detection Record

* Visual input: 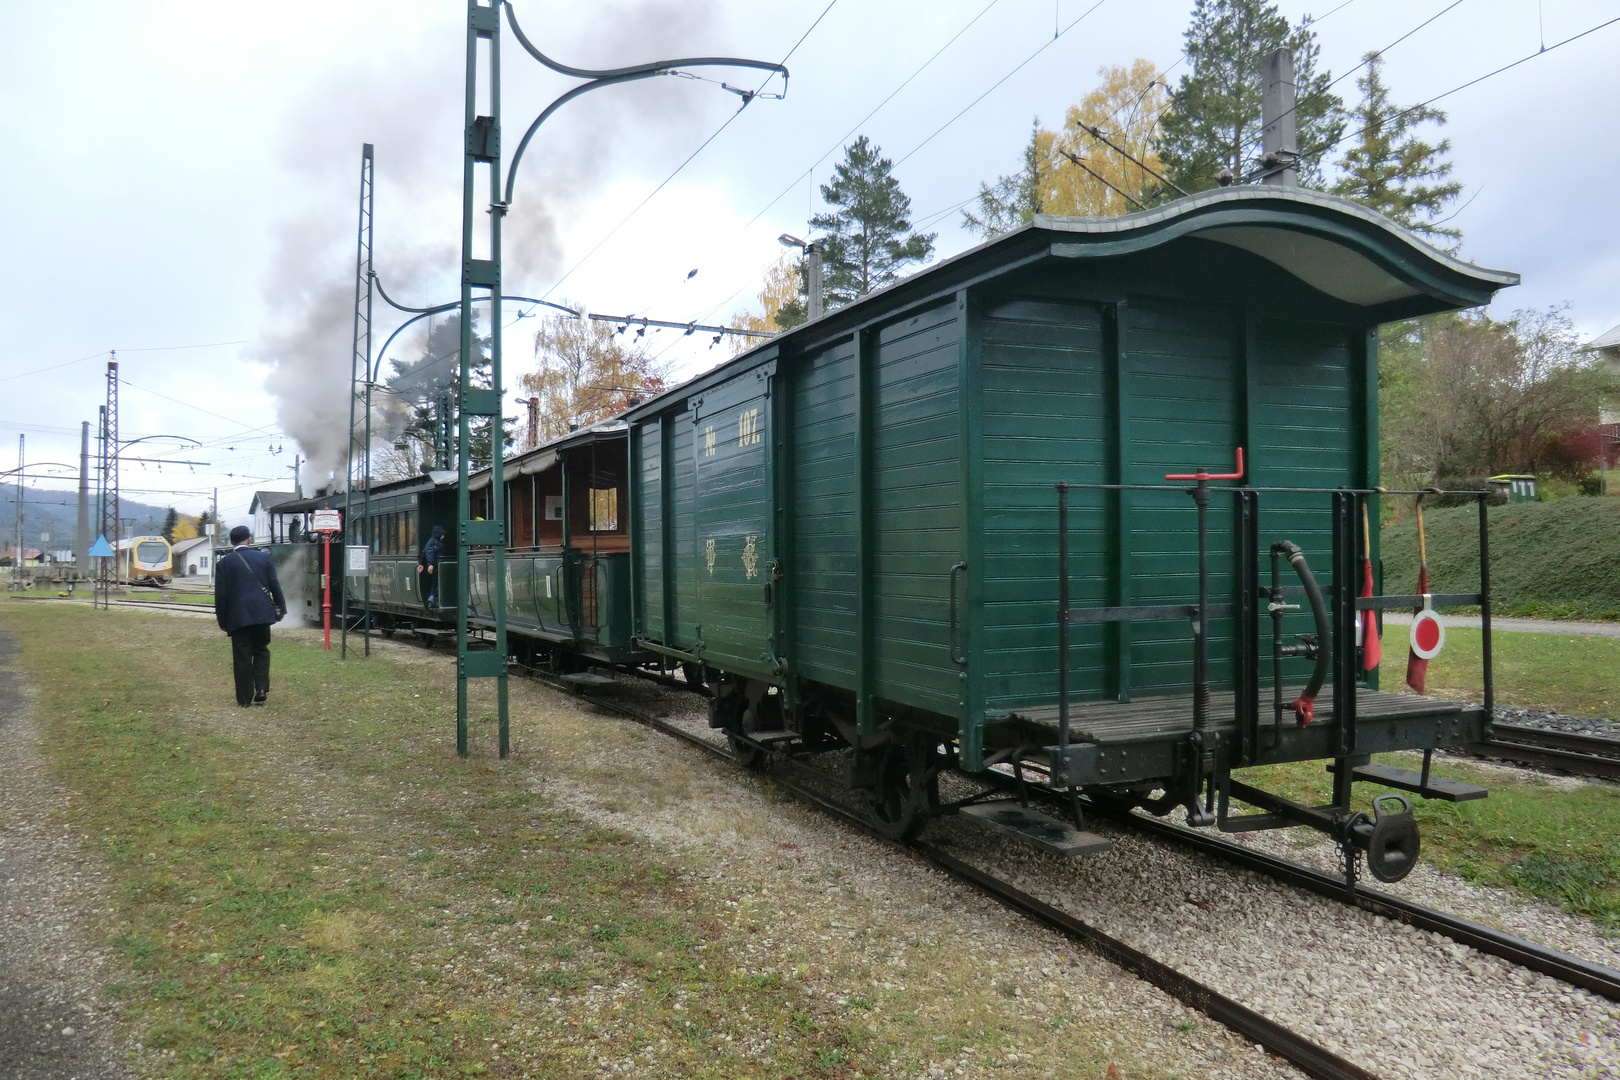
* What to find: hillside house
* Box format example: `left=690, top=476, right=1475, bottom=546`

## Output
left=1587, top=322, right=1620, bottom=468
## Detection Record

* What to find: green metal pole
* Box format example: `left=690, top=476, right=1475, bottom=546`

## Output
left=489, top=12, right=511, bottom=758
left=455, top=1, right=480, bottom=758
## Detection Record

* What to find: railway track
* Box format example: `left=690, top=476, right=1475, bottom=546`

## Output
left=535, top=673, right=1381, bottom=1080
left=1469, top=722, right=1620, bottom=781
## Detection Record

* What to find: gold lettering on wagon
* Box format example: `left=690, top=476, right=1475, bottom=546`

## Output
left=736, top=408, right=760, bottom=447
left=742, top=535, right=759, bottom=579
left=705, top=538, right=716, bottom=575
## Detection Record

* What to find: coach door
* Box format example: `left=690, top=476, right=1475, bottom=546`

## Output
left=691, top=362, right=776, bottom=677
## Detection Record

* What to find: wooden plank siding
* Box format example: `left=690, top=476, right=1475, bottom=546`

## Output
left=872, top=303, right=963, bottom=718
left=692, top=368, right=774, bottom=671
left=790, top=338, right=859, bottom=686
left=631, top=419, right=664, bottom=642
left=1252, top=317, right=1360, bottom=689
left=1121, top=298, right=1243, bottom=696
left=670, top=418, right=698, bottom=651
left=979, top=298, right=1112, bottom=714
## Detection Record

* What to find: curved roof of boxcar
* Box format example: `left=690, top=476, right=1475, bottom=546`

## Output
left=624, top=187, right=1518, bottom=420
left=1031, top=186, right=1517, bottom=312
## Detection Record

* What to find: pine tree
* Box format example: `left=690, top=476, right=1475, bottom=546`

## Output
left=962, top=121, right=1054, bottom=239
left=160, top=507, right=179, bottom=543
left=1330, top=52, right=1463, bottom=247
left=386, top=312, right=513, bottom=472
left=1155, top=0, right=1344, bottom=193
left=811, top=137, right=935, bottom=306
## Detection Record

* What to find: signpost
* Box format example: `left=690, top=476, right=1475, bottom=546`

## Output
left=87, top=534, right=114, bottom=609
left=312, top=508, right=342, bottom=650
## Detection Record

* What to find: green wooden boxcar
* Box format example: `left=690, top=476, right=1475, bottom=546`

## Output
left=627, top=188, right=1517, bottom=861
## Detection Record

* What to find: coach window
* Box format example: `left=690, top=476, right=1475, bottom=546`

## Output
left=589, top=488, right=618, bottom=531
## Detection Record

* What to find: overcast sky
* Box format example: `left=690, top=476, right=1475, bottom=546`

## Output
left=2, top=0, right=1615, bottom=527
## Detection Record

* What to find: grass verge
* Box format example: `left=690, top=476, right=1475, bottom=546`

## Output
left=1, top=603, right=1152, bottom=1080
left=1380, top=497, right=1620, bottom=621
left=1374, top=626, right=1620, bottom=719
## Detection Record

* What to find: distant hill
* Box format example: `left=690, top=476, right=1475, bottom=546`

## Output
left=1381, top=496, right=1620, bottom=621
left=0, top=483, right=173, bottom=550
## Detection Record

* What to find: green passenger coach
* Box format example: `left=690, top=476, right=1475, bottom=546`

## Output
left=623, top=188, right=1517, bottom=879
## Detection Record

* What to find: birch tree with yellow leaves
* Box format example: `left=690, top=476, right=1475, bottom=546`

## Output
left=729, top=253, right=805, bottom=354
left=963, top=60, right=1170, bottom=239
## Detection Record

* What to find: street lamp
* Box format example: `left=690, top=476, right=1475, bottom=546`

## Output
left=778, top=233, right=824, bottom=321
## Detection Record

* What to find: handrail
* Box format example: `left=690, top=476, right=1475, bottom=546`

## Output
left=1053, top=483, right=1498, bottom=824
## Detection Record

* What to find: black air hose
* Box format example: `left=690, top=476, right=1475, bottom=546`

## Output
left=1274, top=540, right=1330, bottom=725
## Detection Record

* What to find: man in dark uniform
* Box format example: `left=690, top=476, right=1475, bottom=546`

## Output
left=417, top=524, right=446, bottom=608
left=214, top=525, right=287, bottom=707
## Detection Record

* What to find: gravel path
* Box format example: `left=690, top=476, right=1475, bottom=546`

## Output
left=0, top=627, right=130, bottom=1080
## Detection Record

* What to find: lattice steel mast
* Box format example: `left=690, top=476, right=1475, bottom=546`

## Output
left=100, top=356, right=119, bottom=600
left=343, top=143, right=376, bottom=659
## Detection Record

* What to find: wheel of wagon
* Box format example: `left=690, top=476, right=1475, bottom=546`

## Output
left=725, top=727, right=766, bottom=771
left=866, top=733, right=941, bottom=842
left=709, top=679, right=764, bottom=771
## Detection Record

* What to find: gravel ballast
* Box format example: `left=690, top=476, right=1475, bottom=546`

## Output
left=639, top=698, right=1620, bottom=1080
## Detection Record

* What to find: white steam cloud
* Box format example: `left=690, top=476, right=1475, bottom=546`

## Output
left=248, top=1, right=723, bottom=488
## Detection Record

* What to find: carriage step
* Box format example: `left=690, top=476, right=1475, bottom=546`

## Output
left=744, top=729, right=800, bottom=744
left=1333, top=761, right=1489, bottom=802
left=960, top=800, right=1113, bottom=857
left=560, top=672, right=615, bottom=688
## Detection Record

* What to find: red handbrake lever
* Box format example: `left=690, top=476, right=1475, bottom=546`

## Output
left=1165, top=447, right=1245, bottom=482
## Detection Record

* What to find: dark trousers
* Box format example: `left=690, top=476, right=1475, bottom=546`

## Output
left=229, top=624, right=273, bottom=705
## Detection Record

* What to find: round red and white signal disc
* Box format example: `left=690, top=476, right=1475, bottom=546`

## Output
left=1409, top=608, right=1445, bottom=660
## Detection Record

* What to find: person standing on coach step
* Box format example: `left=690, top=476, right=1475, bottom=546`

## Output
left=215, top=525, right=287, bottom=707
left=418, top=524, right=446, bottom=609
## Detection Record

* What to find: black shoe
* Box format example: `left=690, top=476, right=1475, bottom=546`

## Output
left=253, top=692, right=268, bottom=705
left=238, top=701, right=253, bottom=708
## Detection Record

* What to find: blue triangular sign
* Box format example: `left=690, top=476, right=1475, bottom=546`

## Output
left=88, top=535, right=115, bottom=558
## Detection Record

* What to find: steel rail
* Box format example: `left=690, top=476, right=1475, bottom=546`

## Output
left=1465, top=725, right=1620, bottom=781
left=535, top=677, right=1381, bottom=1080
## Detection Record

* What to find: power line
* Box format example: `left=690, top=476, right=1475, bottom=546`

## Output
left=666, top=0, right=1087, bottom=344
left=1243, top=0, right=1470, bottom=158
left=1314, top=14, right=1620, bottom=161
left=630, top=0, right=1010, bottom=339
left=536, top=0, right=839, bottom=304
left=0, top=339, right=248, bottom=386
left=893, top=0, right=1110, bottom=168
left=729, top=0, right=1007, bottom=241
